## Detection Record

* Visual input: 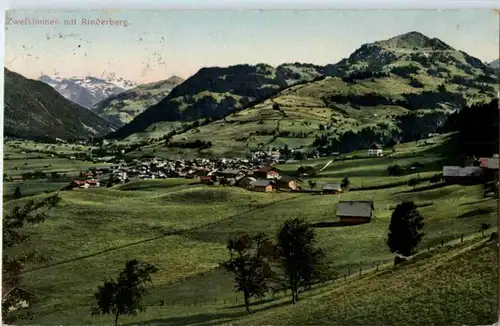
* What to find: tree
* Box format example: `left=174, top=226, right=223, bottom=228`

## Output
left=3, top=194, right=61, bottom=321
left=387, top=201, right=425, bottom=258
left=221, top=233, right=277, bottom=312
left=437, top=83, right=447, bottom=92
left=387, top=164, right=404, bottom=176
left=308, top=180, right=317, bottom=190
left=276, top=218, right=328, bottom=304
left=92, top=260, right=159, bottom=326
left=341, top=177, right=350, bottom=190
left=429, top=173, right=442, bottom=184
left=13, top=186, right=21, bottom=199
left=408, top=178, right=420, bottom=190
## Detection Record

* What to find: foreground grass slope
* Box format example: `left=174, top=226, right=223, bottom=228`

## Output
left=8, top=135, right=497, bottom=325
left=225, top=236, right=497, bottom=326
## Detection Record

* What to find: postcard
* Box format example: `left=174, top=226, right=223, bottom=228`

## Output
left=3, top=9, right=499, bottom=326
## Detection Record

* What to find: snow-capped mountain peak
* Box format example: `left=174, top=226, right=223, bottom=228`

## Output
left=38, top=73, right=137, bottom=108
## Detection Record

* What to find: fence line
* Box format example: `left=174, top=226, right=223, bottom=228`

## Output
left=148, top=229, right=495, bottom=307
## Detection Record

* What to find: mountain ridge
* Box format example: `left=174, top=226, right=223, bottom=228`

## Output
left=5, top=68, right=117, bottom=141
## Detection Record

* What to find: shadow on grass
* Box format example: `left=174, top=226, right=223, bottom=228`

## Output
left=124, top=300, right=293, bottom=326
left=312, top=221, right=368, bottom=228
left=391, top=182, right=448, bottom=194
left=227, top=297, right=276, bottom=309
left=123, top=311, right=247, bottom=326
left=457, top=207, right=495, bottom=219
left=460, top=198, right=493, bottom=206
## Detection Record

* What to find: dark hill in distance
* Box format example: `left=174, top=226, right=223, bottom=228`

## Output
left=108, top=63, right=325, bottom=139
left=4, top=68, right=117, bottom=141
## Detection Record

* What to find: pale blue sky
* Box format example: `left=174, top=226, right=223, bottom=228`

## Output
left=4, top=10, right=499, bottom=83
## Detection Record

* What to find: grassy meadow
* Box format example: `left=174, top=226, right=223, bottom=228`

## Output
left=4, top=134, right=498, bottom=325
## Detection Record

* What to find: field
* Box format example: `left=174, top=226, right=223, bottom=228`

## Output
left=5, top=135, right=498, bottom=325
left=3, top=141, right=113, bottom=200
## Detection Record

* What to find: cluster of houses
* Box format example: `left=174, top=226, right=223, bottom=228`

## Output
left=65, top=154, right=348, bottom=195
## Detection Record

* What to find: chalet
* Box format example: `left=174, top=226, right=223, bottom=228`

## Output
left=336, top=201, right=374, bottom=224
left=322, top=183, right=342, bottom=194
left=368, top=144, right=383, bottom=156
left=275, top=175, right=299, bottom=190
left=254, top=166, right=281, bottom=179
left=251, top=179, right=275, bottom=192
left=443, top=166, right=482, bottom=185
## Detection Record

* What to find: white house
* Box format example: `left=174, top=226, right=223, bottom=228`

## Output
left=368, top=144, right=383, bottom=156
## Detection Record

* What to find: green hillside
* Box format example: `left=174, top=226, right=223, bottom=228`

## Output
left=226, top=236, right=497, bottom=326
left=4, top=68, right=116, bottom=141
left=6, top=136, right=497, bottom=325
left=92, top=76, right=185, bottom=127
left=109, top=63, right=326, bottom=139
left=117, top=31, right=497, bottom=157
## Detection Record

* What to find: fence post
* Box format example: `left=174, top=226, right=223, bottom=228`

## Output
left=359, top=267, right=362, bottom=277
left=344, top=274, right=347, bottom=281
left=461, top=234, right=463, bottom=243
left=441, top=239, right=444, bottom=246
left=376, top=264, right=379, bottom=271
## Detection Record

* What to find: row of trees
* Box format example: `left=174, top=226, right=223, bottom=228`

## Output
left=166, top=139, right=213, bottom=149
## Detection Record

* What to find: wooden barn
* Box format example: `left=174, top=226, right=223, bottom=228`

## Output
left=251, top=179, right=275, bottom=192
left=442, top=166, right=482, bottom=185
left=336, top=200, right=374, bottom=224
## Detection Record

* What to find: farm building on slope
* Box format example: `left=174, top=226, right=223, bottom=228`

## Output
left=336, top=200, right=374, bottom=224
left=442, top=166, right=482, bottom=185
